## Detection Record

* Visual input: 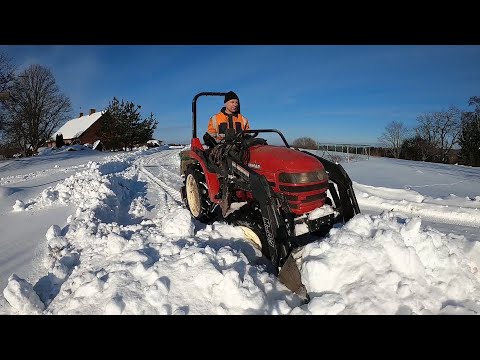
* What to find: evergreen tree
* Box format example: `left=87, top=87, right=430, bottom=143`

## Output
left=100, top=97, right=124, bottom=150
left=100, top=97, right=158, bottom=151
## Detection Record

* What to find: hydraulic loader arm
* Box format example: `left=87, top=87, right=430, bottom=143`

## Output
left=226, top=156, right=308, bottom=299
left=227, top=158, right=290, bottom=271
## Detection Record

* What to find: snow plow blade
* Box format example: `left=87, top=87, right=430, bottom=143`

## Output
left=278, top=252, right=309, bottom=302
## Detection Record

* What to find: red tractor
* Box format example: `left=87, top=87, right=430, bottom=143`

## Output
left=180, top=92, right=360, bottom=300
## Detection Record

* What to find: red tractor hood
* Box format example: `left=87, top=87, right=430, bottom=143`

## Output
left=247, top=145, right=324, bottom=173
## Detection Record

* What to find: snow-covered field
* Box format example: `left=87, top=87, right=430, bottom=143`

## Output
left=1, top=145, right=480, bottom=315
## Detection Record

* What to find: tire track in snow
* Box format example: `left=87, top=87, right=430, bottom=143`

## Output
left=136, top=149, right=184, bottom=214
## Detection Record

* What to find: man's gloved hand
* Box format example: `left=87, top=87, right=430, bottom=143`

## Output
left=203, top=132, right=218, bottom=148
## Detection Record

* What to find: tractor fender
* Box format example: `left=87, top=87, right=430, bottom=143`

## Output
left=187, top=148, right=221, bottom=204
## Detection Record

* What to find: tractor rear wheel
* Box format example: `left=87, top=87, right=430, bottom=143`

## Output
left=185, top=166, right=215, bottom=223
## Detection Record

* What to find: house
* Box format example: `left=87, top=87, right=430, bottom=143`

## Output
left=146, top=139, right=163, bottom=148
left=47, top=108, right=106, bottom=148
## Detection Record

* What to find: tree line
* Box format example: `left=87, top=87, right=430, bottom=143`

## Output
left=0, top=52, right=158, bottom=158
left=377, top=97, right=480, bottom=166
left=291, top=96, right=480, bottom=167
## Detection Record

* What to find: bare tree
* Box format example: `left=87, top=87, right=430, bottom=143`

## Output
left=292, top=136, right=318, bottom=150
left=433, top=106, right=462, bottom=163
left=414, top=113, right=440, bottom=161
left=377, top=120, right=409, bottom=158
left=414, top=107, right=462, bottom=163
left=0, top=53, right=17, bottom=135
left=2, top=64, right=72, bottom=156
left=0, top=52, right=16, bottom=93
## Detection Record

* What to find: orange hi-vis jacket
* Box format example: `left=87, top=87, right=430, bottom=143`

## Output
left=207, top=108, right=250, bottom=142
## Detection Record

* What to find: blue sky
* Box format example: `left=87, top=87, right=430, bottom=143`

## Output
left=1, top=45, right=479, bottom=145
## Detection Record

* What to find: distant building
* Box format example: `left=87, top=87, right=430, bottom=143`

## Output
left=47, top=108, right=105, bottom=148
left=146, top=139, right=163, bottom=148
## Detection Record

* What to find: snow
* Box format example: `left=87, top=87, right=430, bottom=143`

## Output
left=52, top=111, right=104, bottom=140
left=1, top=147, right=480, bottom=315
left=308, top=204, right=335, bottom=220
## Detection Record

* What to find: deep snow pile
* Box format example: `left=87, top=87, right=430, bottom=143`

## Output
left=3, top=148, right=480, bottom=315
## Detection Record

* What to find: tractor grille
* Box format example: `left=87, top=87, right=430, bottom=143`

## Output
left=279, top=183, right=327, bottom=193
left=277, top=171, right=329, bottom=215
left=284, top=193, right=326, bottom=202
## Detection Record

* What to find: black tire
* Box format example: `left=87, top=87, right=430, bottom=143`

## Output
left=184, top=166, right=216, bottom=223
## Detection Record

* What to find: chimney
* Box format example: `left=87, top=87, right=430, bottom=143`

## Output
left=79, top=112, right=84, bottom=117
left=89, top=108, right=96, bottom=115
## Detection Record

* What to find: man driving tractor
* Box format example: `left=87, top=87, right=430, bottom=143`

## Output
left=206, top=91, right=251, bottom=143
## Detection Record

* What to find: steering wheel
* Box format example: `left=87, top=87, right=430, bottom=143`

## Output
left=238, top=131, right=258, bottom=140
left=226, top=131, right=260, bottom=146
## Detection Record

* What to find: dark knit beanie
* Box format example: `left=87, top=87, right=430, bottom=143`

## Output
left=224, top=91, right=239, bottom=103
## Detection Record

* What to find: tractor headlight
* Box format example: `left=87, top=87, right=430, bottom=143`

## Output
left=278, top=170, right=327, bottom=184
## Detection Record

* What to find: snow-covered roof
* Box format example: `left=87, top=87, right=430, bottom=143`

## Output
left=52, top=111, right=105, bottom=140
left=147, top=139, right=163, bottom=144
